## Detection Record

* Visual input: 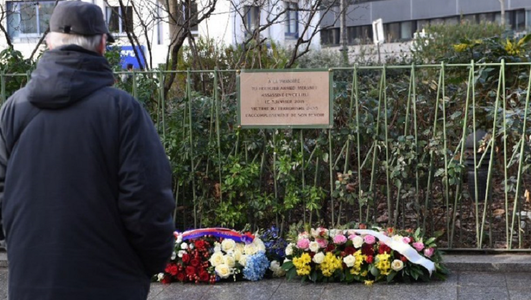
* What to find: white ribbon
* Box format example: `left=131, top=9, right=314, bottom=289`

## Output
left=352, top=229, right=435, bottom=275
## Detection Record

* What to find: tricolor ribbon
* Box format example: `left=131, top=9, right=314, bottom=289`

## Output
left=174, top=228, right=255, bottom=244
left=352, top=229, right=436, bottom=275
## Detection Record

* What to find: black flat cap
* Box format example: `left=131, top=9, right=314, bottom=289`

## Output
left=49, top=1, right=115, bottom=43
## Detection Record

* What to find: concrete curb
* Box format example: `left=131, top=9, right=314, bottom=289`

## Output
left=443, top=254, right=531, bottom=272
left=1, top=252, right=531, bottom=272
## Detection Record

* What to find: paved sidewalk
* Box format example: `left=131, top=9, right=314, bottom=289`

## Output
left=2, top=252, right=531, bottom=300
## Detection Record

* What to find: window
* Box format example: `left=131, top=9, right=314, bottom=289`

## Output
left=514, top=9, right=525, bottom=31
left=385, top=22, right=400, bottom=42
left=285, top=2, right=298, bottom=38
left=321, top=28, right=339, bottom=45
left=244, top=5, right=260, bottom=35
left=416, top=19, right=429, bottom=31
left=7, top=1, right=55, bottom=39
left=400, top=21, right=415, bottom=40
left=347, top=25, right=372, bottom=45
left=445, top=17, right=459, bottom=25
left=106, top=6, right=134, bottom=35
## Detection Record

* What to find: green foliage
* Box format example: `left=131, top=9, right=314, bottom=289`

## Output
left=411, top=21, right=505, bottom=63
left=0, top=47, right=35, bottom=100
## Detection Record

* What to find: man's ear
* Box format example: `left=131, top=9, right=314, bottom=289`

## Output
left=45, top=34, right=53, bottom=50
left=97, top=34, right=107, bottom=55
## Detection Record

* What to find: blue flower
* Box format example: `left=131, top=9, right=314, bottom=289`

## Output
left=243, top=251, right=270, bottom=281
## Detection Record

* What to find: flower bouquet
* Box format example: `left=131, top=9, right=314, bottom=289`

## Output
left=156, top=228, right=271, bottom=284
left=259, top=226, right=289, bottom=278
left=281, top=226, right=448, bottom=284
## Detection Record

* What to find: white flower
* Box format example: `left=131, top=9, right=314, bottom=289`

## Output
left=352, top=235, right=364, bottom=248
left=253, top=238, right=266, bottom=252
left=244, top=243, right=258, bottom=255
left=285, top=243, right=295, bottom=256
left=209, top=252, right=224, bottom=267
left=329, top=229, right=340, bottom=239
left=221, top=239, right=236, bottom=252
left=309, top=241, right=320, bottom=252
left=215, top=263, right=232, bottom=279
left=269, top=260, right=286, bottom=277
left=171, top=251, right=177, bottom=260
left=233, top=249, right=243, bottom=261
left=157, top=273, right=165, bottom=281
left=299, top=231, right=311, bottom=239
left=224, top=254, right=236, bottom=268
left=213, top=242, right=221, bottom=253
left=312, top=252, right=325, bottom=264
left=180, top=242, right=188, bottom=250
left=176, top=235, right=183, bottom=244
left=391, top=259, right=404, bottom=271
left=391, top=235, right=404, bottom=243
left=343, top=254, right=356, bottom=267
left=239, top=255, right=248, bottom=267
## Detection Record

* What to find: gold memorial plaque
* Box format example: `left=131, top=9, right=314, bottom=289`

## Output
left=239, top=70, right=331, bottom=128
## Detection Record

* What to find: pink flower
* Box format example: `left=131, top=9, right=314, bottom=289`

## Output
left=297, top=238, right=310, bottom=250
left=412, top=242, right=425, bottom=252
left=333, top=234, right=347, bottom=244
left=316, top=238, right=328, bottom=248
left=364, top=235, right=376, bottom=245
left=423, top=247, right=435, bottom=258
left=402, top=237, right=411, bottom=244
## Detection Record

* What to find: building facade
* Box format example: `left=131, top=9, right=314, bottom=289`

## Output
left=0, top=0, right=171, bottom=69
left=0, top=0, right=322, bottom=68
left=321, top=0, right=531, bottom=46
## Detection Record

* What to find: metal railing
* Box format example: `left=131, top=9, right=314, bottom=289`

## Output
left=2, top=61, right=530, bottom=250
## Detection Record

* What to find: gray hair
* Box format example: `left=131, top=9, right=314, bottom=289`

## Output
left=46, top=32, right=103, bottom=52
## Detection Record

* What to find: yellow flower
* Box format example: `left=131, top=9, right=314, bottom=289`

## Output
left=505, top=38, right=522, bottom=56
left=293, top=253, right=312, bottom=276
left=364, top=280, right=374, bottom=286
left=301, top=252, right=311, bottom=264
left=453, top=43, right=468, bottom=52
left=349, top=250, right=367, bottom=276
left=375, top=252, right=392, bottom=276
left=320, top=252, right=342, bottom=277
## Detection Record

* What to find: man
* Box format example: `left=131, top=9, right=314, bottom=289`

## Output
left=0, top=2, right=176, bottom=299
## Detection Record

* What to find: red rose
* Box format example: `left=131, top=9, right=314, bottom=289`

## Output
left=366, top=255, right=374, bottom=263
left=344, top=246, right=356, bottom=255
left=186, top=266, right=196, bottom=276
left=165, top=263, right=176, bottom=274
left=168, top=264, right=178, bottom=276
left=199, top=270, right=210, bottom=282
left=190, top=258, right=200, bottom=267
left=361, top=244, right=374, bottom=256
left=326, top=244, right=336, bottom=252
left=379, top=244, right=391, bottom=254
left=195, top=240, right=206, bottom=250
left=161, top=275, right=172, bottom=284
left=176, top=272, right=186, bottom=282
left=182, top=253, right=190, bottom=264
left=401, top=256, right=408, bottom=262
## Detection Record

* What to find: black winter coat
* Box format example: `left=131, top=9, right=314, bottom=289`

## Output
left=0, top=45, right=176, bottom=299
